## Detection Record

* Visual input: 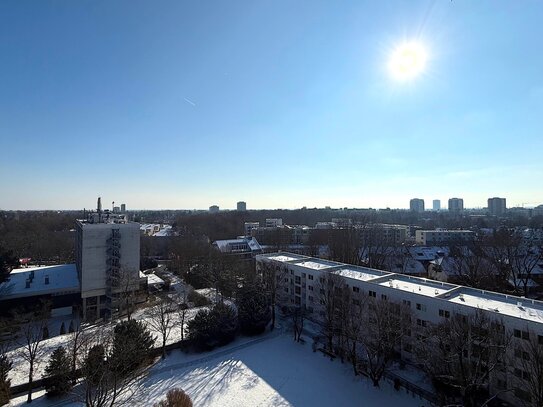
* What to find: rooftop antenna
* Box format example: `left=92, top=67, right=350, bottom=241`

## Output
left=97, top=197, right=102, bottom=223
left=112, top=201, right=115, bottom=211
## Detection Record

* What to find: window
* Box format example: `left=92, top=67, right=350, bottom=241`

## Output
left=353, top=286, right=360, bottom=293
left=308, top=285, right=313, bottom=291
left=302, top=273, right=306, bottom=278
left=295, top=296, right=301, bottom=305
left=438, top=309, right=450, bottom=318
left=402, top=300, right=411, bottom=307
left=295, top=276, right=301, bottom=284
left=308, top=296, right=314, bottom=302
left=352, top=299, right=360, bottom=306
left=416, top=303, right=427, bottom=311
left=284, top=287, right=289, bottom=293
left=416, top=319, right=427, bottom=328
left=319, top=300, right=325, bottom=305
left=381, top=294, right=387, bottom=301
left=515, top=329, right=530, bottom=340
left=539, top=335, right=543, bottom=345
left=295, top=286, right=301, bottom=294
left=308, top=275, right=314, bottom=280
left=369, top=290, right=376, bottom=298
left=320, top=289, right=325, bottom=294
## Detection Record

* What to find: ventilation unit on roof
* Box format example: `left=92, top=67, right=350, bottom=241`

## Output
left=434, top=289, right=439, bottom=295
left=517, top=301, right=523, bottom=307
left=459, top=293, right=465, bottom=301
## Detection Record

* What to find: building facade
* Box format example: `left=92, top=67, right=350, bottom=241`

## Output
left=488, top=197, right=507, bottom=216
left=448, top=198, right=464, bottom=212
left=409, top=198, right=425, bottom=213
left=415, top=229, right=475, bottom=245
left=237, top=201, right=247, bottom=211
left=209, top=205, right=220, bottom=213
left=75, top=213, right=140, bottom=320
left=432, top=199, right=441, bottom=211
left=256, top=252, right=543, bottom=406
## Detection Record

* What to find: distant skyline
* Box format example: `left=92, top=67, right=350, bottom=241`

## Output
left=1, top=1, right=542, bottom=210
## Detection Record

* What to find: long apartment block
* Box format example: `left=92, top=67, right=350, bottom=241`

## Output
left=256, top=252, right=543, bottom=406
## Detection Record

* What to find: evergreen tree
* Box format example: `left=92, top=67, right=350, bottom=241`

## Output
left=82, top=344, right=106, bottom=386
left=44, top=347, right=72, bottom=397
left=110, top=320, right=154, bottom=376
left=0, top=245, right=17, bottom=285
left=59, top=322, right=66, bottom=335
left=0, top=353, right=12, bottom=406
left=188, top=302, right=237, bottom=350
left=237, top=285, right=271, bottom=335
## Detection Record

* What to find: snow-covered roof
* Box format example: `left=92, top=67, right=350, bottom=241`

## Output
left=448, top=288, right=543, bottom=323
left=213, top=237, right=262, bottom=253
left=0, top=264, right=80, bottom=300
left=378, top=276, right=454, bottom=297
left=333, top=267, right=391, bottom=282
left=147, top=273, right=165, bottom=286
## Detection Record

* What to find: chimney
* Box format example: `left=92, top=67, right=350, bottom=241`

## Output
left=45, top=275, right=50, bottom=285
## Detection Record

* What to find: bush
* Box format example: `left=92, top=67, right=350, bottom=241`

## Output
left=187, top=290, right=211, bottom=307
left=44, top=347, right=73, bottom=397
left=187, top=302, right=237, bottom=350
left=154, top=388, right=193, bottom=407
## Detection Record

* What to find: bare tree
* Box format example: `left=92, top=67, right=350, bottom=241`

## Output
left=344, top=291, right=366, bottom=375
left=416, top=310, right=511, bottom=407
left=67, top=319, right=93, bottom=384
left=19, top=303, right=49, bottom=403
left=447, top=244, right=495, bottom=289
left=113, top=268, right=140, bottom=320
left=147, top=295, right=176, bottom=358
left=359, top=296, right=411, bottom=387
left=261, top=263, right=288, bottom=330
left=517, top=330, right=543, bottom=406
left=316, top=272, right=347, bottom=353
left=284, top=305, right=307, bottom=342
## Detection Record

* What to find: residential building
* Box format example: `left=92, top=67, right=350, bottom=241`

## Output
left=359, top=224, right=409, bottom=244
left=244, top=221, right=260, bottom=236
left=488, top=197, right=507, bottom=216
left=415, top=229, right=475, bottom=245
left=448, top=198, right=464, bottom=212
left=209, top=205, right=220, bottom=213
left=409, top=198, right=425, bottom=213
left=237, top=201, right=247, bottom=211
left=256, top=252, right=543, bottom=407
left=432, top=200, right=441, bottom=211
left=265, top=218, right=283, bottom=227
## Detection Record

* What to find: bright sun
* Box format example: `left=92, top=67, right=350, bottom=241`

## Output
left=388, top=42, right=427, bottom=81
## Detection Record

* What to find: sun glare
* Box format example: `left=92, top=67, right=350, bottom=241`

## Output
left=388, top=42, right=427, bottom=81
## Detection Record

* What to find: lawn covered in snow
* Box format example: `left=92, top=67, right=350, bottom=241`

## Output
left=10, top=332, right=428, bottom=407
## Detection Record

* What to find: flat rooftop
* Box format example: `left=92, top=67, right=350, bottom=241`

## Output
left=0, top=264, right=80, bottom=300
left=448, top=288, right=543, bottom=323
left=378, top=276, right=455, bottom=297
left=333, top=266, right=391, bottom=282
left=263, top=253, right=307, bottom=262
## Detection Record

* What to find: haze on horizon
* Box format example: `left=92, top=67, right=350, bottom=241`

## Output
left=1, top=1, right=542, bottom=211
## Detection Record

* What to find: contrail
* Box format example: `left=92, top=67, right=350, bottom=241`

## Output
left=184, top=97, right=196, bottom=106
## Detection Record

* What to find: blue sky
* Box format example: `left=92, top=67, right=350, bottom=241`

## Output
left=1, top=1, right=542, bottom=210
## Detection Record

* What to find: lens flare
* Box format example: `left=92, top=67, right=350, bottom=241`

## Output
left=388, top=42, right=427, bottom=81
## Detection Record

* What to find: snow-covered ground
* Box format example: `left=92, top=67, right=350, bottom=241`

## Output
left=10, top=332, right=429, bottom=407
left=6, top=303, right=208, bottom=387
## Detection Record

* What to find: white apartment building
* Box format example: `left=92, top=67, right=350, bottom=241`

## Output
left=415, top=229, right=475, bottom=245
left=75, top=211, right=140, bottom=320
left=265, top=218, right=283, bottom=227
left=244, top=222, right=260, bottom=236
left=256, top=252, right=543, bottom=406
